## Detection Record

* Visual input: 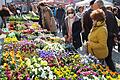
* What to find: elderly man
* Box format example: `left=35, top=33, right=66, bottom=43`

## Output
left=92, top=0, right=119, bottom=72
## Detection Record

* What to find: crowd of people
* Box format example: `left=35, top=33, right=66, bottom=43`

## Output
left=0, top=0, right=120, bottom=72
left=37, top=0, right=120, bottom=72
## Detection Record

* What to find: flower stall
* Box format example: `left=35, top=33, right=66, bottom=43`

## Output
left=0, top=16, right=120, bottom=80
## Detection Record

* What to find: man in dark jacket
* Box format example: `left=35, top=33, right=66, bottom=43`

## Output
left=93, top=0, right=119, bottom=72
left=56, top=4, right=65, bottom=32
left=82, top=0, right=96, bottom=42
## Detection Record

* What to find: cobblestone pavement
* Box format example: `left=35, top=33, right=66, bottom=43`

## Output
left=112, top=49, right=120, bottom=73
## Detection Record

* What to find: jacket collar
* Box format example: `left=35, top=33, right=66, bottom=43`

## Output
left=91, top=21, right=106, bottom=32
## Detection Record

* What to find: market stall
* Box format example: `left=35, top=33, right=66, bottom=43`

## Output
left=0, top=14, right=120, bottom=80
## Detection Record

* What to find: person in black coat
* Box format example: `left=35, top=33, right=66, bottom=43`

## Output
left=93, top=0, right=119, bottom=72
left=56, top=4, right=65, bottom=32
left=37, top=3, right=45, bottom=28
left=72, top=19, right=82, bottom=49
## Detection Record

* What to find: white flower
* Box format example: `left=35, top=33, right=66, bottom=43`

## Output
left=26, top=59, right=31, bottom=67
left=46, top=66, right=51, bottom=71
left=38, top=67, right=43, bottom=71
left=29, top=65, right=34, bottom=69
left=49, top=71, right=53, bottom=80
left=41, top=70, right=46, bottom=78
left=38, top=58, right=42, bottom=61
left=83, top=77, right=89, bottom=80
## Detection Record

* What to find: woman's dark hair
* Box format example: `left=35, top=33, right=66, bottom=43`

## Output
left=0, top=8, right=10, bottom=18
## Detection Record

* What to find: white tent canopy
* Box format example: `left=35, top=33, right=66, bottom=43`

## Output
left=75, top=0, right=113, bottom=7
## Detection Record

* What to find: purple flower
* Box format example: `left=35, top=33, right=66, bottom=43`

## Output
left=60, top=78, right=66, bottom=80
left=69, top=78, right=72, bottom=80
left=78, top=78, right=83, bottom=80
left=27, top=77, right=30, bottom=80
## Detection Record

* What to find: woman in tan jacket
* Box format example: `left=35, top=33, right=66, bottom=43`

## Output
left=87, top=9, right=108, bottom=61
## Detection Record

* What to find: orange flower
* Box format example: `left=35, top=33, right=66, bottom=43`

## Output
left=110, top=72, right=116, bottom=76
left=102, top=72, right=107, bottom=75
left=11, top=58, right=16, bottom=64
left=11, top=60, right=16, bottom=64
left=3, top=58, right=7, bottom=61
left=10, top=51, right=14, bottom=57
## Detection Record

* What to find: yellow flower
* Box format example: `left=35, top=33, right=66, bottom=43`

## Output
left=58, top=74, right=63, bottom=78
left=73, top=74, right=77, bottom=78
left=99, top=65, right=104, bottom=70
left=111, top=78, right=117, bottom=80
left=12, top=37, right=18, bottom=42
left=91, top=64, right=96, bottom=69
left=118, top=75, right=120, bottom=79
left=19, top=62, right=24, bottom=68
left=66, top=69, right=70, bottom=73
left=16, top=53, right=21, bottom=58
left=3, top=63, right=8, bottom=68
left=106, top=76, right=112, bottom=80
left=19, top=57, right=23, bottom=62
left=11, top=59, right=16, bottom=64
left=56, top=71, right=61, bottom=75
left=3, top=51, right=9, bottom=57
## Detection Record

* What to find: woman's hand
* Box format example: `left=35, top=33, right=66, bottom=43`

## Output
left=87, top=41, right=93, bottom=46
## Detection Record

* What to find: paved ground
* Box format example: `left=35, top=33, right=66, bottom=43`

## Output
left=113, top=47, right=120, bottom=73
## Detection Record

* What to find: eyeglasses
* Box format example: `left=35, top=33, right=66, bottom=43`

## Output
left=68, top=12, right=74, bottom=14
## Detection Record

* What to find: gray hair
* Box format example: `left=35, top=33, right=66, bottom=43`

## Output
left=94, top=0, right=104, bottom=8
